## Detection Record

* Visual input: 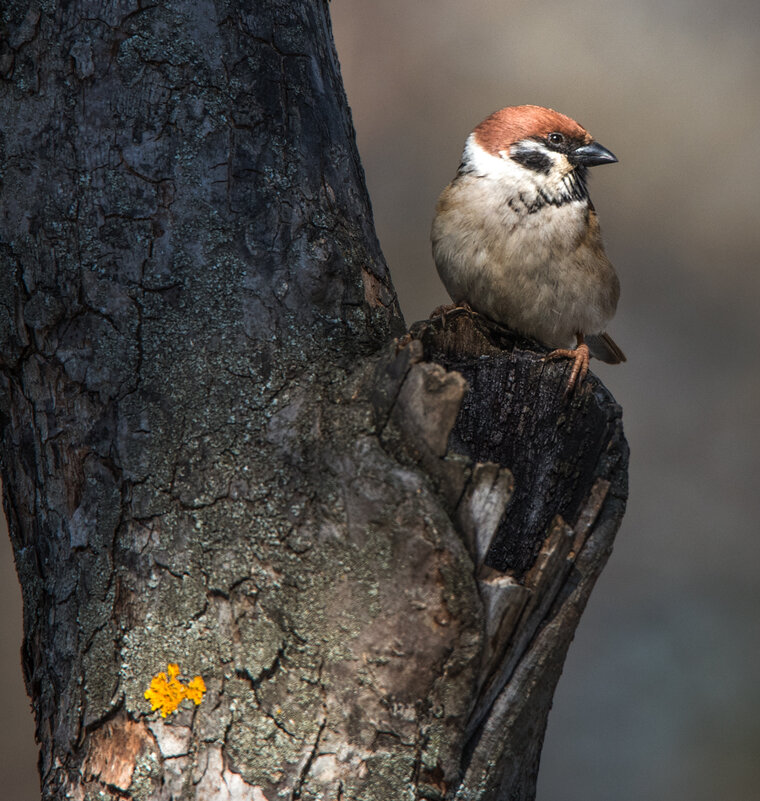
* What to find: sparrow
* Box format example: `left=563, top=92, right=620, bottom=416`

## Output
left=431, top=105, right=624, bottom=391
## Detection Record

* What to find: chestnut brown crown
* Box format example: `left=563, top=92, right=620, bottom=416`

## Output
left=473, top=105, right=593, bottom=155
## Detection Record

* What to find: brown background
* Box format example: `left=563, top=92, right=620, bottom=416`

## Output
left=3, top=1, right=760, bottom=798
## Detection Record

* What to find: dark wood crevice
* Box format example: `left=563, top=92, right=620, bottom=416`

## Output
left=411, top=308, right=627, bottom=575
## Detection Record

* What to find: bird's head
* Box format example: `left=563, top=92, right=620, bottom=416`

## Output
left=460, top=105, right=617, bottom=206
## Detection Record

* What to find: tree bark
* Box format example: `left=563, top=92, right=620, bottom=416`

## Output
left=0, top=2, right=627, bottom=800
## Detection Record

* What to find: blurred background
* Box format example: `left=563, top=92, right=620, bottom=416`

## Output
left=2, top=0, right=759, bottom=797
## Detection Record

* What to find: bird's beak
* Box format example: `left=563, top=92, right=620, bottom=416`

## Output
left=571, top=141, right=618, bottom=167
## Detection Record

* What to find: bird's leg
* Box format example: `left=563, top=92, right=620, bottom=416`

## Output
left=545, top=334, right=590, bottom=393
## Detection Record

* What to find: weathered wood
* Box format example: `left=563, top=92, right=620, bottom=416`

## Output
left=413, top=310, right=627, bottom=576
left=407, top=310, right=628, bottom=799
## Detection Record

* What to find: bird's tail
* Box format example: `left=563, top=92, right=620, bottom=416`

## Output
left=586, top=332, right=626, bottom=364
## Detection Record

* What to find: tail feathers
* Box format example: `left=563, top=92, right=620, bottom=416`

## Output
left=586, top=332, right=626, bottom=364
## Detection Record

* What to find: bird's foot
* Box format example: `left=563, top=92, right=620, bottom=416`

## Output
left=430, top=301, right=474, bottom=326
left=545, top=342, right=590, bottom=394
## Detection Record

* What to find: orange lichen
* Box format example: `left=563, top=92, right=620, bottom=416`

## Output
left=145, top=663, right=207, bottom=717
left=184, top=675, right=207, bottom=705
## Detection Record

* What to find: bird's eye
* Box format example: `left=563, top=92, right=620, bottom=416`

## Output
left=548, top=132, right=565, bottom=146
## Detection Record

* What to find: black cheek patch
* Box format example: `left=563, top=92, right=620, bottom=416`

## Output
left=509, top=144, right=552, bottom=174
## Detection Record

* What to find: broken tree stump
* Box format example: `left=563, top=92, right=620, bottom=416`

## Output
left=374, top=308, right=628, bottom=799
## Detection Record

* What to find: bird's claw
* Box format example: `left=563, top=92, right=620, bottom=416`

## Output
left=545, top=342, right=590, bottom=394
left=430, top=301, right=474, bottom=327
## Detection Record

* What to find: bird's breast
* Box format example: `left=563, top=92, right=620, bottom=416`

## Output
left=431, top=176, right=618, bottom=347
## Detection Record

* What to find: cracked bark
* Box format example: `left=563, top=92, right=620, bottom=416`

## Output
left=0, top=2, right=627, bottom=800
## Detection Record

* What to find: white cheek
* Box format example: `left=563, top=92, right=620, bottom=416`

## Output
left=462, top=135, right=516, bottom=178
left=463, top=136, right=571, bottom=181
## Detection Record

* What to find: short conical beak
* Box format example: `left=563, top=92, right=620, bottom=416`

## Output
left=571, top=141, right=618, bottom=167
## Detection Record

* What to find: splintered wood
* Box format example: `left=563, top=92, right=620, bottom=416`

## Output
left=397, top=308, right=628, bottom=799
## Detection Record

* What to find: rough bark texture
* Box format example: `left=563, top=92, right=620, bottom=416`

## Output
left=0, top=2, right=627, bottom=801
left=407, top=312, right=627, bottom=799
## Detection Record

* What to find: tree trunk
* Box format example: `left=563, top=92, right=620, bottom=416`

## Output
left=0, top=2, right=627, bottom=800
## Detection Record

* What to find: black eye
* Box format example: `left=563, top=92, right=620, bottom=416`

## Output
left=548, top=132, right=565, bottom=146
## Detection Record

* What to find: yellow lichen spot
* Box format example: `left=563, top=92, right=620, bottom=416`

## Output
left=145, top=664, right=207, bottom=717
left=185, top=675, right=207, bottom=705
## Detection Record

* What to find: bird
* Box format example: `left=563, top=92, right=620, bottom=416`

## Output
left=431, top=104, right=624, bottom=391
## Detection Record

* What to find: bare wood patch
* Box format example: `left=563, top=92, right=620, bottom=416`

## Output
left=82, top=715, right=155, bottom=791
